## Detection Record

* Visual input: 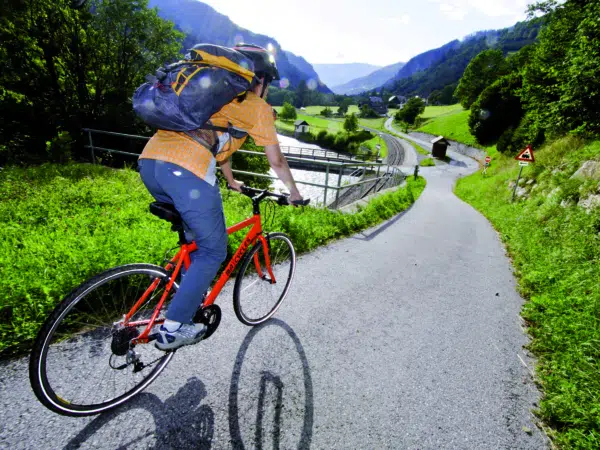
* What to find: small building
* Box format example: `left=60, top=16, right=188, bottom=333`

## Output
left=294, top=120, right=310, bottom=134
left=431, top=136, right=451, bottom=158
left=388, top=95, right=407, bottom=108
left=368, top=96, right=388, bottom=116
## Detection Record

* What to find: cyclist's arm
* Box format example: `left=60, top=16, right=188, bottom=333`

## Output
left=218, top=158, right=243, bottom=191
left=264, top=143, right=302, bottom=201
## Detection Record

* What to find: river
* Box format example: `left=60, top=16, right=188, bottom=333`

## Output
left=268, top=135, right=359, bottom=206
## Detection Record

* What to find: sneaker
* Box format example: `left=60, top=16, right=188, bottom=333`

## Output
left=155, top=322, right=207, bottom=351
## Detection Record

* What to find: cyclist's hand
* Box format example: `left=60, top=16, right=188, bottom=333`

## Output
left=289, top=192, right=304, bottom=206
left=228, top=180, right=244, bottom=192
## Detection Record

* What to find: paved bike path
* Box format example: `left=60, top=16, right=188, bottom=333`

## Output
left=0, top=153, right=548, bottom=449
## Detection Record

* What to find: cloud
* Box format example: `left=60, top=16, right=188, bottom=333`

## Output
left=381, top=14, right=411, bottom=25
left=439, top=3, right=467, bottom=20
left=431, top=0, right=529, bottom=20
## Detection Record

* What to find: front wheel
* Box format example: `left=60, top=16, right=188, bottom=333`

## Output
left=233, top=233, right=296, bottom=326
left=29, top=264, right=176, bottom=416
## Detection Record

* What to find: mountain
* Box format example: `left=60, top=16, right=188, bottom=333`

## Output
left=283, top=51, right=326, bottom=87
left=147, top=0, right=332, bottom=93
left=312, top=63, right=382, bottom=89
left=332, top=62, right=405, bottom=95
left=384, top=19, right=543, bottom=98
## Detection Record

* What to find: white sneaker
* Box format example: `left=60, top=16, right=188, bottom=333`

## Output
left=155, top=322, right=207, bottom=351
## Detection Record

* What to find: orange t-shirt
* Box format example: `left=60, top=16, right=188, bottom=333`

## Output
left=139, top=92, right=278, bottom=185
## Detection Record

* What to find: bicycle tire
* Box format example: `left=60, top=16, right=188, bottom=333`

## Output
left=29, top=264, right=176, bottom=416
left=233, top=233, right=296, bottom=326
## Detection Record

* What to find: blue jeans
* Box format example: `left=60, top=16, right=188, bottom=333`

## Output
left=138, top=159, right=228, bottom=324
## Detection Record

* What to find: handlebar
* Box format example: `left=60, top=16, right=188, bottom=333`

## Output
left=227, top=184, right=310, bottom=207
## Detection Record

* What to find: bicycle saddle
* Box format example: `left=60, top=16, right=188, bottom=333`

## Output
left=149, top=202, right=182, bottom=228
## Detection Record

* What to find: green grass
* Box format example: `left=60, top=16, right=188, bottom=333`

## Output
left=362, top=135, right=388, bottom=158
left=421, top=104, right=464, bottom=120
left=358, top=117, right=386, bottom=132
left=455, top=136, right=600, bottom=448
left=416, top=107, right=497, bottom=157
left=419, top=158, right=435, bottom=166
left=0, top=163, right=425, bottom=355
left=276, top=112, right=342, bottom=134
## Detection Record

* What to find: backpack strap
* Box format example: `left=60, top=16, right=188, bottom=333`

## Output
left=184, top=123, right=249, bottom=156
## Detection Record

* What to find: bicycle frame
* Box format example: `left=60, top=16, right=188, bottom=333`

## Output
left=128, top=212, right=276, bottom=344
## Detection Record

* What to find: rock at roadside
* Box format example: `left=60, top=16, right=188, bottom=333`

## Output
left=572, top=161, right=600, bottom=180
left=578, top=194, right=600, bottom=210
left=516, top=187, right=528, bottom=198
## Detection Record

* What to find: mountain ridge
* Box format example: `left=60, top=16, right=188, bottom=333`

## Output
left=148, top=0, right=332, bottom=93
left=331, top=62, right=405, bottom=95
left=313, top=63, right=382, bottom=90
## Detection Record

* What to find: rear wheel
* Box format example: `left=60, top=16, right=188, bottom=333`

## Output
left=29, top=264, right=176, bottom=416
left=233, top=233, right=296, bottom=326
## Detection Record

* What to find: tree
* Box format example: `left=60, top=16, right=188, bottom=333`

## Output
left=468, top=73, right=523, bottom=145
left=320, top=107, right=333, bottom=118
left=359, top=105, right=378, bottom=118
left=395, top=97, right=426, bottom=125
left=454, top=49, right=509, bottom=109
left=520, top=0, right=600, bottom=138
left=279, top=102, right=297, bottom=121
left=0, top=0, right=183, bottom=165
left=294, top=80, right=308, bottom=108
left=343, top=113, right=358, bottom=134
left=337, top=99, right=352, bottom=116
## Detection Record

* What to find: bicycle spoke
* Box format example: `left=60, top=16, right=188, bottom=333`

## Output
left=34, top=266, right=174, bottom=413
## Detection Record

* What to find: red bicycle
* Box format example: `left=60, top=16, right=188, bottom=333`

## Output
left=29, top=185, right=309, bottom=416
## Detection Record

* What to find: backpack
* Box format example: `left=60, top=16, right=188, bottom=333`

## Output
left=132, top=44, right=257, bottom=134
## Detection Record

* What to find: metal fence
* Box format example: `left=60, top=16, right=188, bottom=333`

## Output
left=83, top=128, right=405, bottom=209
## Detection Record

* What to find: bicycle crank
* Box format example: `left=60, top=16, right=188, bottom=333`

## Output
left=193, top=304, right=221, bottom=340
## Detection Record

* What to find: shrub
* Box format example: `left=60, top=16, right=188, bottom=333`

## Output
left=469, top=74, right=523, bottom=145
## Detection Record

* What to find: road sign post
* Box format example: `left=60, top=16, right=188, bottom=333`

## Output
left=483, top=156, right=491, bottom=175
left=512, top=145, right=535, bottom=202
left=512, top=165, right=524, bottom=202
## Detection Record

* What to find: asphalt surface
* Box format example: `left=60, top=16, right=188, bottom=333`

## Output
left=0, top=148, right=549, bottom=449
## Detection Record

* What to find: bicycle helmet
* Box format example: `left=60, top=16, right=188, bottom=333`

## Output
left=234, top=43, right=280, bottom=82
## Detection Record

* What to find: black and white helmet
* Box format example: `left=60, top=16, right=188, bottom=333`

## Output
left=234, top=43, right=280, bottom=82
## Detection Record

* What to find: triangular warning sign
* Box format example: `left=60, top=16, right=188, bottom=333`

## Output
left=515, top=145, right=535, bottom=162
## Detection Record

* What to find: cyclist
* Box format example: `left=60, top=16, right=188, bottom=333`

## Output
left=137, top=44, right=304, bottom=351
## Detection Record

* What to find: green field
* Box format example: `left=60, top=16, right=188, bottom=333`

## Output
left=275, top=112, right=343, bottom=134
left=415, top=107, right=497, bottom=156
left=421, top=104, right=464, bottom=120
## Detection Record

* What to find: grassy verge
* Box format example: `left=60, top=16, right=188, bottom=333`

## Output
left=419, top=158, right=435, bottom=167
left=455, top=136, right=600, bottom=448
left=362, top=135, right=388, bottom=158
left=358, top=117, right=386, bottom=132
left=0, top=163, right=425, bottom=355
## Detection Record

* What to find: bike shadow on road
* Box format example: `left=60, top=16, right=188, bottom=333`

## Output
left=63, top=376, right=215, bottom=450
left=63, top=319, right=313, bottom=450
left=228, top=318, right=314, bottom=450
left=350, top=202, right=417, bottom=242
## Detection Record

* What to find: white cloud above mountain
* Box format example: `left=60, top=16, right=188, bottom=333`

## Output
left=431, top=0, right=528, bottom=20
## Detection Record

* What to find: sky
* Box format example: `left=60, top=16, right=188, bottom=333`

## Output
left=200, top=0, right=531, bottom=67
